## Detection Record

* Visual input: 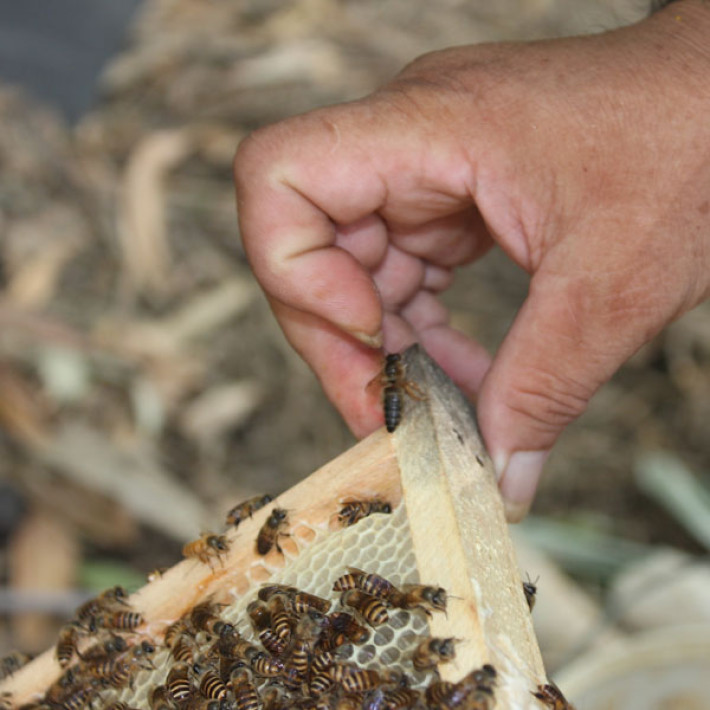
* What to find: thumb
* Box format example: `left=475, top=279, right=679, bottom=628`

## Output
left=476, top=266, right=662, bottom=522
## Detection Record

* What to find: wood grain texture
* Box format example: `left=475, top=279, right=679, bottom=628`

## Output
left=394, top=345, right=546, bottom=694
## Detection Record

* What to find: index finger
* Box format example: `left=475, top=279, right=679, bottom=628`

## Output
left=234, top=107, right=388, bottom=346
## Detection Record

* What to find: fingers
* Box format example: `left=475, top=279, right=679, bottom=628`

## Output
left=271, top=285, right=495, bottom=440
left=236, top=98, right=492, bottom=351
left=402, top=291, right=492, bottom=397
left=235, top=114, right=388, bottom=348
left=389, top=207, right=493, bottom=268
left=334, top=216, right=388, bottom=270
left=270, top=299, right=385, bottom=438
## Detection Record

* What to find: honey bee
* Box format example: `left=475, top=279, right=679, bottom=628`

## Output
left=261, top=685, right=287, bottom=710
left=246, top=600, right=270, bottom=629
left=388, top=584, right=447, bottom=616
left=329, top=663, right=381, bottom=692
left=56, top=687, right=98, bottom=710
left=284, top=638, right=313, bottom=678
left=256, top=508, right=289, bottom=555
left=266, top=595, right=293, bottom=641
left=184, top=700, right=223, bottom=710
left=312, top=646, right=351, bottom=673
left=279, top=664, right=303, bottom=693
left=150, top=686, right=175, bottom=710
left=251, top=651, right=285, bottom=678
left=93, top=610, right=144, bottom=631
left=381, top=688, right=423, bottom=709
left=332, top=570, right=363, bottom=594
left=523, top=576, right=539, bottom=612
left=56, top=624, right=81, bottom=668
left=260, top=583, right=331, bottom=615
left=309, top=670, right=334, bottom=697
left=171, top=635, right=198, bottom=664
left=198, top=668, right=229, bottom=700
left=259, top=629, right=289, bottom=656
left=79, top=634, right=128, bottom=662
left=217, top=634, right=260, bottom=663
left=257, top=584, right=298, bottom=602
left=82, top=655, right=129, bottom=682
left=44, top=669, right=81, bottom=705
left=369, top=352, right=426, bottom=433
left=333, top=568, right=394, bottom=599
left=246, top=600, right=284, bottom=653
left=190, top=600, right=233, bottom=637
left=455, top=663, right=497, bottom=693
left=412, top=637, right=459, bottom=671
left=532, top=682, right=575, bottom=709
left=75, top=585, right=130, bottom=624
left=167, top=662, right=193, bottom=702
left=334, top=696, right=362, bottom=710
left=291, top=591, right=331, bottom=615
left=127, top=639, right=157, bottom=670
left=0, top=650, right=31, bottom=679
left=183, top=533, right=230, bottom=568
left=285, top=612, right=326, bottom=679
left=426, top=665, right=496, bottom=709
left=230, top=667, right=260, bottom=710
left=164, top=618, right=189, bottom=648
left=320, top=612, right=370, bottom=648
left=337, top=499, right=392, bottom=527
left=102, top=660, right=136, bottom=689
left=226, top=494, right=274, bottom=527
left=341, top=589, right=389, bottom=627
left=454, top=664, right=497, bottom=707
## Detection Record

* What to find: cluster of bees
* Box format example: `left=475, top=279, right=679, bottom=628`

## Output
left=0, top=477, right=574, bottom=709
left=146, top=571, right=483, bottom=710
left=32, top=586, right=151, bottom=709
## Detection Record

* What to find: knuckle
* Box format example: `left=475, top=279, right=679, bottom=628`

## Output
left=233, top=127, right=271, bottom=175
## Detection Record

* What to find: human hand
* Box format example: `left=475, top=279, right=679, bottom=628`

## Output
left=234, top=2, right=710, bottom=520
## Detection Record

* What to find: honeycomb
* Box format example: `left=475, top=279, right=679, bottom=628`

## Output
left=107, top=502, right=439, bottom=707
left=0, top=349, right=551, bottom=708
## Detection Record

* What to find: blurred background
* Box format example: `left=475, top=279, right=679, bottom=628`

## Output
left=0, top=0, right=709, bottom=705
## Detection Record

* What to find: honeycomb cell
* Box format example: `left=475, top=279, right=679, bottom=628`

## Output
left=356, top=645, right=376, bottom=664
left=373, top=626, right=394, bottom=646
left=78, top=501, right=443, bottom=709
left=389, top=610, right=412, bottom=629
left=398, top=629, right=418, bottom=650
left=379, top=646, right=401, bottom=664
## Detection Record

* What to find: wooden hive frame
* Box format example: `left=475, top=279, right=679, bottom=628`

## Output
left=0, top=345, right=547, bottom=708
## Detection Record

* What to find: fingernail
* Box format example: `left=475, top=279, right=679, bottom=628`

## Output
left=496, top=450, right=549, bottom=523
left=350, top=329, right=383, bottom=348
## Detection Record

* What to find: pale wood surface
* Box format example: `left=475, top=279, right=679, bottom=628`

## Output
left=394, top=346, right=546, bottom=696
